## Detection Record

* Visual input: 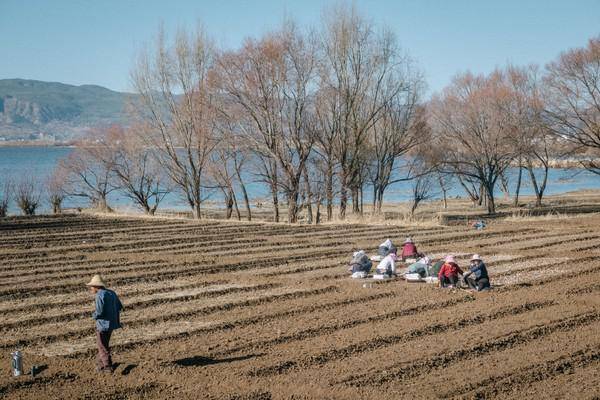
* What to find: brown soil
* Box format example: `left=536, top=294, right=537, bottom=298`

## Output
left=0, top=214, right=598, bottom=399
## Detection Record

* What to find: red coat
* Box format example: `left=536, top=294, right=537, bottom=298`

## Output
left=438, top=262, right=464, bottom=279
left=402, top=242, right=418, bottom=258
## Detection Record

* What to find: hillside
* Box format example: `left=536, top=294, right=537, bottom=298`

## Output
left=0, top=79, right=134, bottom=141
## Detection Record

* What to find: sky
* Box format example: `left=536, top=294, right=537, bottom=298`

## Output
left=1, top=0, right=599, bottom=96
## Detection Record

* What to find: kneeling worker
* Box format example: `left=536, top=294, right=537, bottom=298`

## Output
left=438, top=255, right=464, bottom=288
left=401, top=237, right=419, bottom=261
left=463, top=254, right=491, bottom=291
left=349, top=250, right=372, bottom=278
left=376, top=251, right=397, bottom=277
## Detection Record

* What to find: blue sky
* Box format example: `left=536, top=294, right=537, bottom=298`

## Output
left=1, top=0, right=599, bottom=96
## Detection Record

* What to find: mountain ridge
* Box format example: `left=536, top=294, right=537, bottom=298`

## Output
left=0, top=78, right=134, bottom=141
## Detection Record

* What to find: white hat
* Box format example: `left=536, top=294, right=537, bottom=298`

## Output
left=380, top=239, right=392, bottom=248
left=471, top=254, right=482, bottom=261
left=404, top=237, right=413, bottom=244
left=86, top=274, right=106, bottom=287
left=445, top=255, right=456, bottom=263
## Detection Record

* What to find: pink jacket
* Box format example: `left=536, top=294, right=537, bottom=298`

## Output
left=402, top=242, right=418, bottom=258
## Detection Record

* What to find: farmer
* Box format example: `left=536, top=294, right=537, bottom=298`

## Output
left=377, top=239, right=397, bottom=257
left=87, top=274, right=123, bottom=373
left=463, top=254, right=491, bottom=291
left=348, top=250, right=372, bottom=278
left=472, top=219, right=487, bottom=230
left=375, top=250, right=397, bottom=277
left=438, top=255, right=464, bottom=288
left=401, top=237, right=420, bottom=261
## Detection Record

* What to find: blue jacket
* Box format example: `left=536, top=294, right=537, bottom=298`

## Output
left=93, top=289, right=123, bottom=332
left=467, top=262, right=489, bottom=280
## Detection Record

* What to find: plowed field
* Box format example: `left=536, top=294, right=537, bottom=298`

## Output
left=1, top=214, right=599, bottom=399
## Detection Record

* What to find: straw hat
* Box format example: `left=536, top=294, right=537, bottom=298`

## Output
left=445, top=255, right=456, bottom=263
left=86, top=274, right=106, bottom=287
left=471, top=254, right=482, bottom=261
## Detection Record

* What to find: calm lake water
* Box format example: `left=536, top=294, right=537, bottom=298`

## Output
left=1, top=146, right=599, bottom=215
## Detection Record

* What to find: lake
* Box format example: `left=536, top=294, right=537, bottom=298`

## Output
left=1, top=146, right=599, bottom=215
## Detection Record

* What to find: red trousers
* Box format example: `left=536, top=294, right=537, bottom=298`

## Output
left=96, top=330, right=113, bottom=369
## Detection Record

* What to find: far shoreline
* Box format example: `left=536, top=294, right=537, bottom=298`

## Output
left=0, top=140, right=75, bottom=147
left=0, top=142, right=595, bottom=170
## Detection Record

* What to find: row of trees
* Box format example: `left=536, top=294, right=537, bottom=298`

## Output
left=430, top=35, right=600, bottom=214
left=50, top=7, right=599, bottom=221
left=0, top=176, right=61, bottom=217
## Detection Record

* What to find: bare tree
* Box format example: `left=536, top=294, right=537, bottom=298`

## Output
left=368, top=102, right=429, bottom=213
left=58, top=138, right=118, bottom=211
left=544, top=36, right=600, bottom=175
left=506, top=65, right=556, bottom=207
left=16, top=176, right=41, bottom=216
left=409, top=172, right=435, bottom=217
left=131, top=26, right=217, bottom=219
left=319, top=5, right=407, bottom=218
left=107, top=126, right=170, bottom=215
left=0, top=179, right=12, bottom=217
left=313, top=86, right=339, bottom=221
left=46, top=168, right=66, bottom=214
left=207, top=137, right=242, bottom=220
left=218, top=23, right=318, bottom=223
left=434, top=169, right=452, bottom=209
left=212, top=98, right=256, bottom=221
left=430, top=71, right=518, bottom=214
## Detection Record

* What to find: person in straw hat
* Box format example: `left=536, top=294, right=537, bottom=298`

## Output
left=463, top=254, right=491, bottom=291
left=86, top=274, right=123, bottom=373
left=437, top=255, right=464, bottom=288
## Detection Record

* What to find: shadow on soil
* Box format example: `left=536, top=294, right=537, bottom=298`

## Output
left=121, top=364, right=137, bottom=375
left=173, top=354, right=261, bottom=367
left=31, top=364, right=48, bottom=376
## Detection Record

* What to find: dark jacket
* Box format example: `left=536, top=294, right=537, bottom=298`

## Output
left=93, top=288, right=123, bottom=332
left=350, top=253, right=372, bottom=273
left=465, top=262, right=489, bottom=281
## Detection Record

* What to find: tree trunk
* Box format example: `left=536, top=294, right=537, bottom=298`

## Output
left=315, top=197, right=322, bottom=224
left=235, top=168, right=252, bottom=221
left=436, top=175, right=448, bottom=210
left=456, top=175, right=479, bottom=207
left=231, top=188, right=241, bottom=220
left=351, top=186, right=360, bottom=214
left=537, top=165, right=549, bottom=208
left=372, top=184, right=378, bottom=214
left=410, top=200, right=419, bottom=217
left=376, top=187, right=384, bottom=213
left=499, top=172, right=510, bottom=200
left=192, top=201, right=201, bottom=219
left=527, top=161, right=548, bottom=208
left=303, top=165, right=313, bottom=224
left=52, top=200, right=62, bottom=215
left=339, top=169, right=348, bottom=220
left=326, top=161, right=333, bottom=221
left=359, top=185, right=364, bottom=215
left=271, top=160, right=279, bottom=222
left=513, top=158, right=523, bottom=207
left=485, top=183, right=496, bottom=214
left=95, top=196, right=111, bottom=213
left=287, top=191, right=298, bottom=223
left=225, top=193, right=233, bottom=219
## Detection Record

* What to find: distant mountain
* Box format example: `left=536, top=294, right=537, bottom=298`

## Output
left=0, top=79, right=135, bottom=141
